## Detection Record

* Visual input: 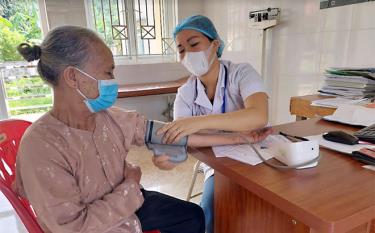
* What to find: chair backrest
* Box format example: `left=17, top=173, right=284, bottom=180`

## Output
left=0, top=119, right=44, bottom=233
left=0, top=180, right=43, bottom=233
left=0, top=119, right=160, bottom=233
left=0, top=119, right=31, bottom=186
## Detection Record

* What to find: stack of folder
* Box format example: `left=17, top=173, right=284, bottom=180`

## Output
left=319, top=68, right=375, bottom=98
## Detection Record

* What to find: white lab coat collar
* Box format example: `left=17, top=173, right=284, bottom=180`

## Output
left=193, top=63, right=226, bottom=113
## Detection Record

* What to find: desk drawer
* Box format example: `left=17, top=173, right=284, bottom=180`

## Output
left=214, top=172, right=374, bottom=233
left=214, top=173, right=309, bottom=233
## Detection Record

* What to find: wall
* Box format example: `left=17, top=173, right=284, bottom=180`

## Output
left=202, top=0, right=375, bottom=124
left=177, top=0, right=204, bottom=20
left=43, top=0, right=88, bottom=29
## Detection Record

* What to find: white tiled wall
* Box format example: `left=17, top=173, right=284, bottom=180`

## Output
left=202, top=0, right=375, bottom=124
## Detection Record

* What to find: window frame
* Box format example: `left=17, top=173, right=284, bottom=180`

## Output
left=84, top=0, right=178, bottom=65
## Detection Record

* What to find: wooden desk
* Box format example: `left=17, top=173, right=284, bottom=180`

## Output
left=290, top=95, right=337, bottom=120
left=117, top=77, right=188, bottom=98
left=190, top=119, right=375, bottom=233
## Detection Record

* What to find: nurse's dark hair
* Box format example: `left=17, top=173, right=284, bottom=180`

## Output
left=204, top=35, right=214, bottom=42
left=17, top=26, right=103, bottom=86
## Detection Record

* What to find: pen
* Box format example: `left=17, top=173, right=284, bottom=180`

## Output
left=279, top=132, right=309, bottom=141
left=363, top=165, right=375, bottom=172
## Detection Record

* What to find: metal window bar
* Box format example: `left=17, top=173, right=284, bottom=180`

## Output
left=160, top=0, right=175, bottom=55
left=113, top=0, right=125, bottom=55
left=137, top=0, right=164, bottom=55
left=92, top=0, right=98, bottom=31
left=90, top=0, right=176, bottom=57
left=100, top=0, right=107, bottom=40
left=109, top=0, right=125, bottom=55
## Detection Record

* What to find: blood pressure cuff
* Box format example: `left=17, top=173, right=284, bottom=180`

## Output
left=145, top=120, right=188, bottom=163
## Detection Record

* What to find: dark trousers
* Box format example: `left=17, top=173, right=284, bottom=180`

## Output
left=136, top=189, right=205, bottom=233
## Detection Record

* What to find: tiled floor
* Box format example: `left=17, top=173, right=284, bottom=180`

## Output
left=0, top=146, right=204, bottom=232
left=0, top=194, right=27, bottom=233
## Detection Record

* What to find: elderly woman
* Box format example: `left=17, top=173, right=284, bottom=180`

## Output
left=14, top=26, right=205, bottom=233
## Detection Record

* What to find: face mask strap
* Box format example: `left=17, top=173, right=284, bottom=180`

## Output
left=206, top=43, right=217, bottom=67
left=74, top=67, right=99, bottom=100
left=74, top=67, right=97, bottom=82
left=76, top=87, right=88, bottom=100
left=75, top=85, right=94, bottom=112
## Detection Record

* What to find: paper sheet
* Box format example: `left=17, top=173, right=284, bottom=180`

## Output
left=322, top=105, right=375, bottom=127
left=306, top=134, right=375, bottom=154
left=212, top=135, right=289, bottom=165
left=311, top=97, right=368, bottom=108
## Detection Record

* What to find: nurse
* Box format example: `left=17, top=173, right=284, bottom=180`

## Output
left=158, top=15, right=269, bottom=233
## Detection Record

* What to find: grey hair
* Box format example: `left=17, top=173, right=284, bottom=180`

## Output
left=17, top=26, right=104, bottom=86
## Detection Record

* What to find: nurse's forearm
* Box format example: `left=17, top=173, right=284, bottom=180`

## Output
left=199, top=108, right=267, bottom=132
left=187, top=133, right=241, bottom=147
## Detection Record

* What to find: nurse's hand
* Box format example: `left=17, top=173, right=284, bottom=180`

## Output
left=237, top=127, right=273, bottom=144
left=152, top=155, right=177, bottom=170
left=157, top=117, right=204, bottom=144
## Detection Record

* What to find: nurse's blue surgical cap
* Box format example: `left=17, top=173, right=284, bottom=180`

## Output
left=173, top=15, right=225, bottom=58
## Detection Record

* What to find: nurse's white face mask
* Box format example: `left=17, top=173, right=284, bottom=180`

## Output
left=181, top=43, right=215, bottom=77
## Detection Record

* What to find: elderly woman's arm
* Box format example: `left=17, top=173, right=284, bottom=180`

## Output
left=17, top=136, right=144, bottom=233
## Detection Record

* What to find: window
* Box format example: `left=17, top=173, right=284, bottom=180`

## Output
left=0, top=0, right=49, bottom=120
left=0, top=62, right=53, bottom=120
left=85, top=0, right=177, bottom=62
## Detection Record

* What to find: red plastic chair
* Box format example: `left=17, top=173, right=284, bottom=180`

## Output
left=0, top=119, right=42, bottom=233
left=0, top=119, right=159, bottom=233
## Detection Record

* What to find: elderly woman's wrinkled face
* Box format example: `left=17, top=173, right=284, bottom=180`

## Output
left=74, top=41, right=115, bottom=99
left=176, top=29, right=217, bottom=61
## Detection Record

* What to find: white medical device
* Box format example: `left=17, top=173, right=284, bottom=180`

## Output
left=272, top=140, right=320, bottom=169
left=241, top=133, right=321, bottom=170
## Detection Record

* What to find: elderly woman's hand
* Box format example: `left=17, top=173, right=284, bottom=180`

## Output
left=157, top=117, right=205, bottom=144
left=124, top=163, right=142, bottom=184
left=152, top=155, right=177, bottom=170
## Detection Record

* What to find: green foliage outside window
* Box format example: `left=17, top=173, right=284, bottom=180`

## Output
left=1, top=0, right=51, bottom=116
left=0, top=0, right=42, bottom=61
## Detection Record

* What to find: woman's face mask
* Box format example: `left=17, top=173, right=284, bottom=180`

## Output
left=75, top=67, right=119, bottom=113
left=181, top=43, right=215, bottom=77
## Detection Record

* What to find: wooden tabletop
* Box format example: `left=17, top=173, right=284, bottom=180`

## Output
left=117, top=77, right=188, bottom=98
left=189, top=118, right=375, bottom=232
left=290, top=95, right=337, bottom=120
